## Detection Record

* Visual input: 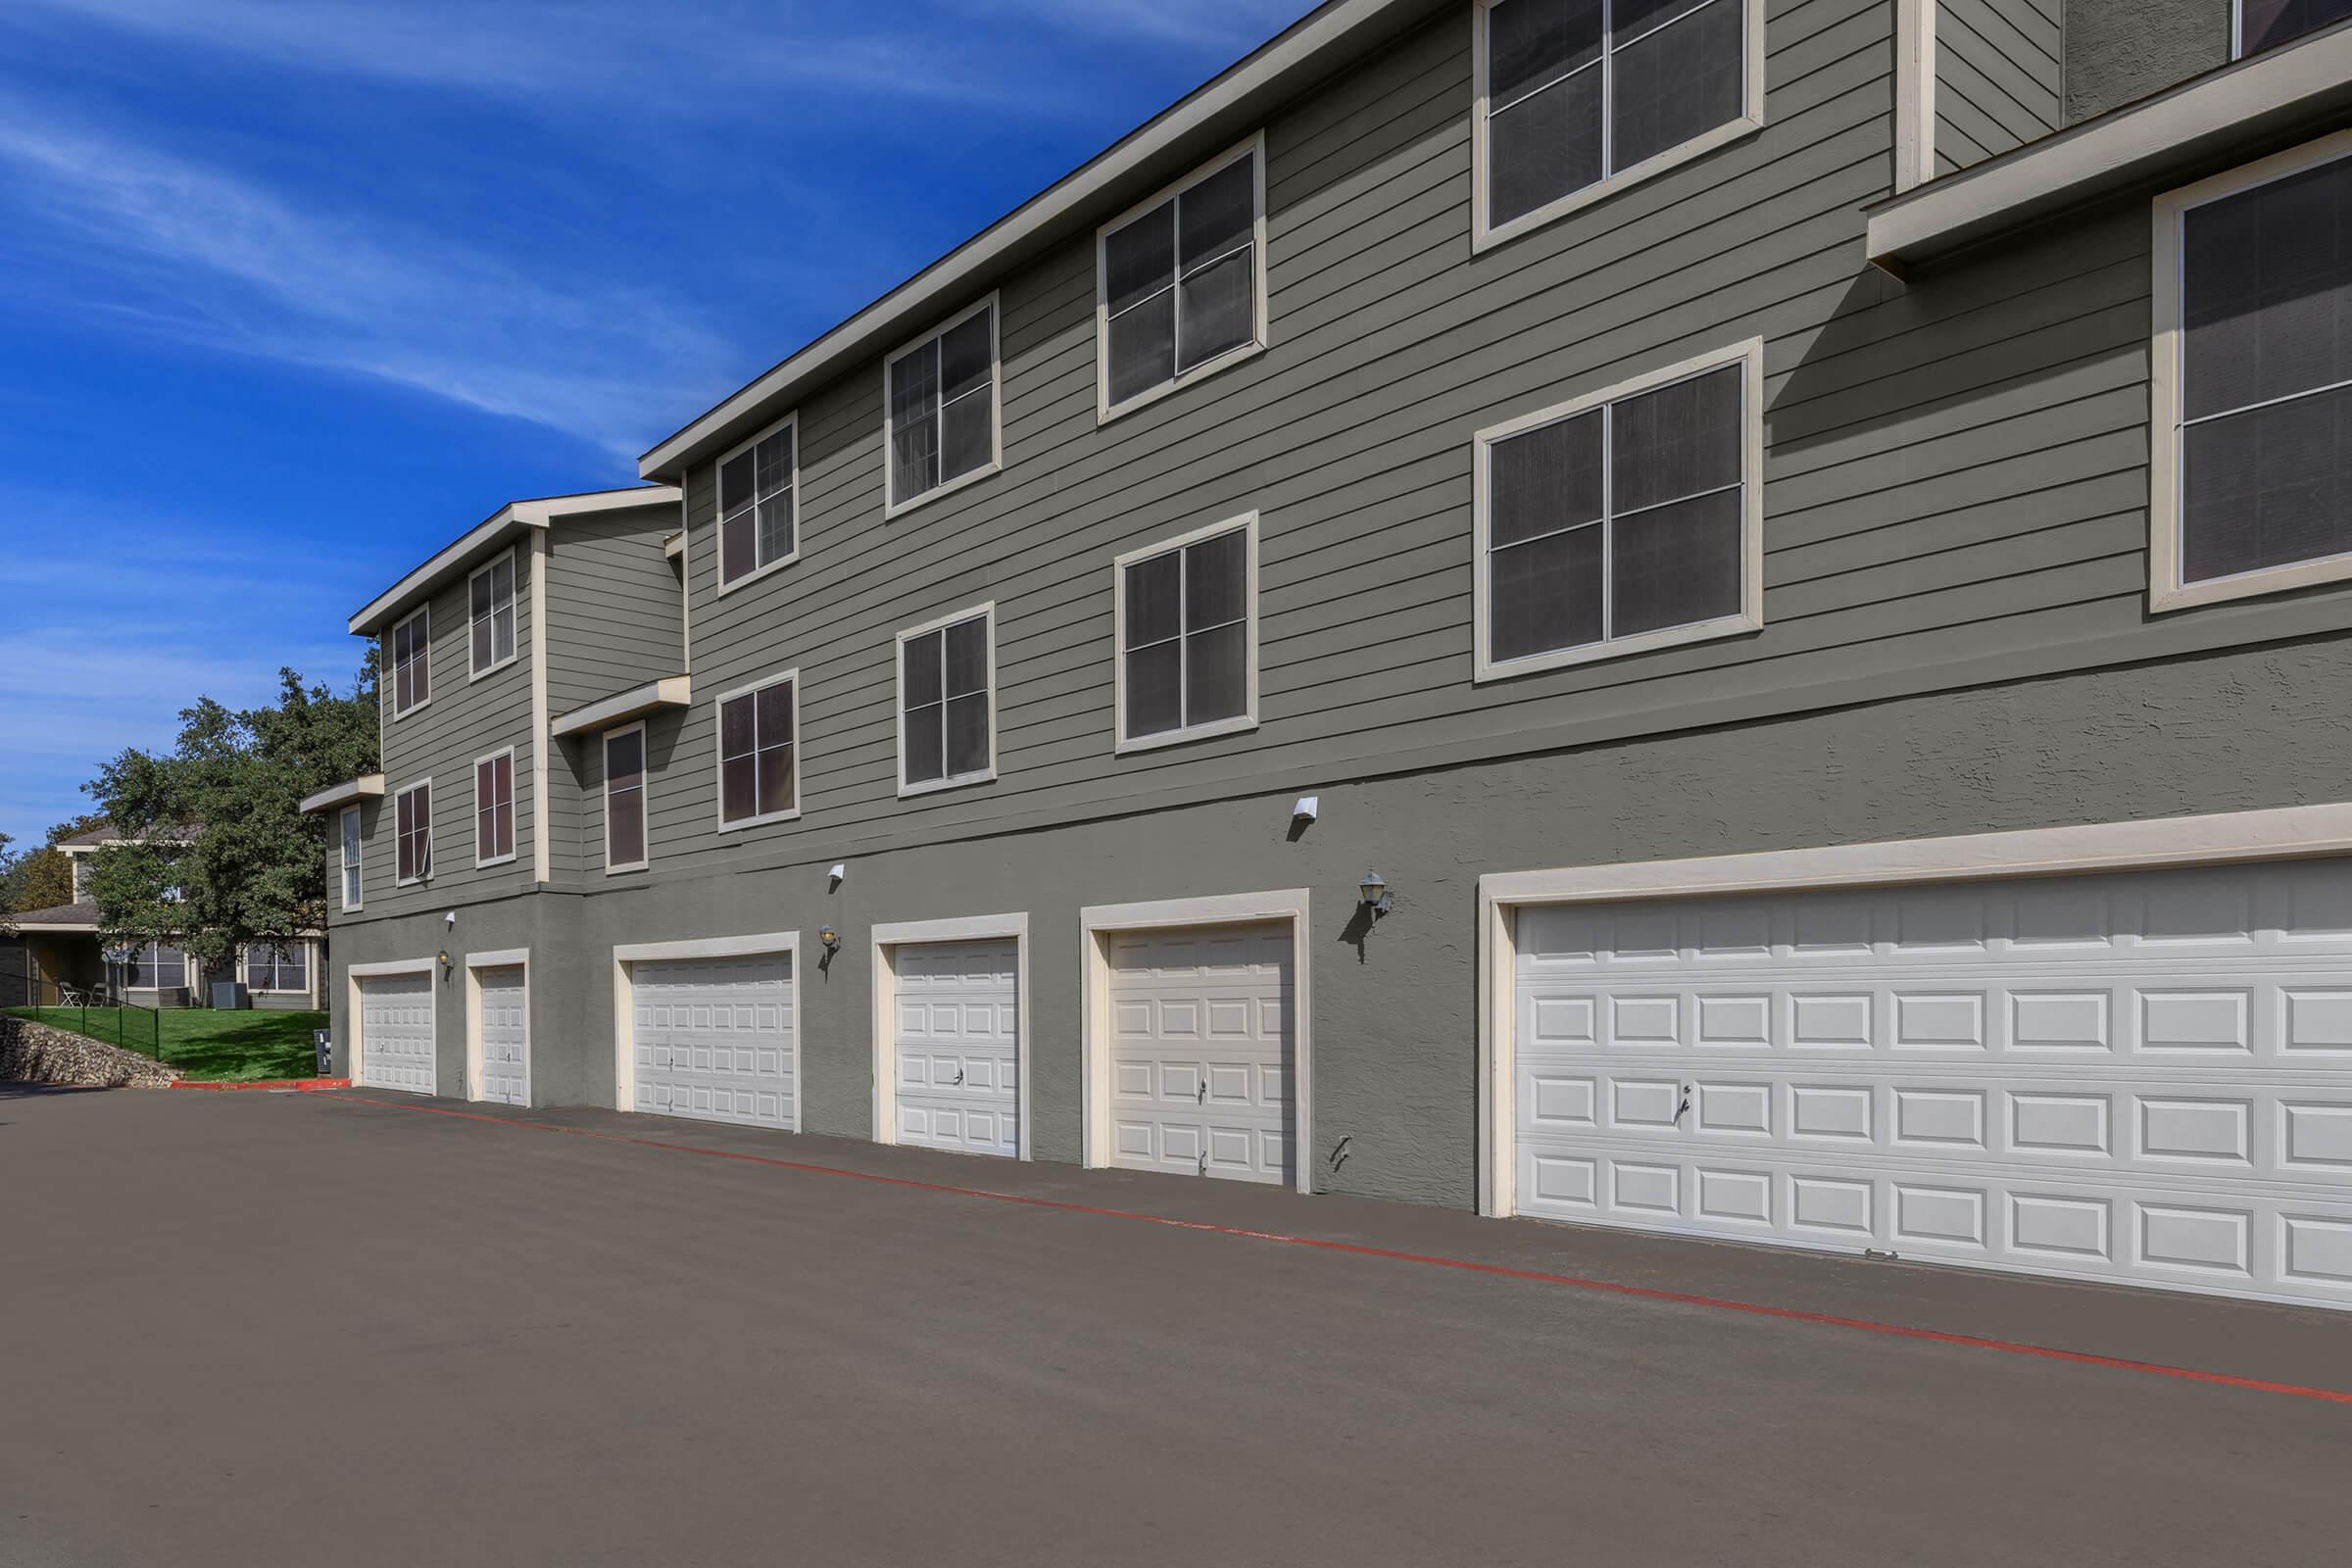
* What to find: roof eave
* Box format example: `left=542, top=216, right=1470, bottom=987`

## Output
left=347, top=485, right=682, bottom=636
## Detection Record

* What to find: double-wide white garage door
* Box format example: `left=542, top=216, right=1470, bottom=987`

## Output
left=1108, top=924, right=1293, bottom=1185
left=632, top=955, right=795, bottom=1130
left=1511, top=860, right=2352, bottom=1307
left=894, top=940, right=1019, bottom=1157
left=358, top=971, right=435, bottom=1094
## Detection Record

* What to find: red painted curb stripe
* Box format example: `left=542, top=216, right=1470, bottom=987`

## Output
left=323, top=1092, right=2352, bottom=1407
left=171, top=1078, right=351, bottom=1093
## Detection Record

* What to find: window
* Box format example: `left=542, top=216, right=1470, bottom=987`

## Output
left=1475, top=0, right=1761, bottom=247
left=716, top=673, right=799, bottom=828
left=395, top=780, right=433, bottom=885
left=72, top=856, right=89, bottom=903
left=898, top=607, right=995, bottom=794
left=125, top=942, right=186, bottom=991
left=1098, top=137, right=1266, bottom=419
left=604, top=724, right=649, bottom=872
left=247, top=942, right=309, bottom=994
left=888, top=296, right=1000, bottom=513
left=390, top=606, right=431, bottom=716
left=2236, top=0, right=2352, bottom=55
left=717, top=418, right=797, bottom=590
left=2153, top=134, right=2352, bottom=611
left=469, top=551, right=517, bottom=676
left=1115, top=514, right=1258, bottom=751
left=1474, top=340, right=1763, bottom=680
left=474, top=749, right=516, bottom=867
left=340, top=806, right=363, bottom=911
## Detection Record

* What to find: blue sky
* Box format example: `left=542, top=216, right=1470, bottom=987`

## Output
left=0, top=0, right=1308, bottom=857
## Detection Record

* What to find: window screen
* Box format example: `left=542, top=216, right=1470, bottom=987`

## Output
left=605, top=729, right=647, bottom=868
left=128, top=942, right=187, bottom=991
left=341, top=808, right=363, bottom=909
left=2179, top=153, right=2352, bottom=584
left=469, top=555, right=516, bottom=673
left=892, top=303, right=997, bottom=506
left=1485, top=0, right=1744, bottom=229
left=718, top=425, right=796, bottom=586
left=249, top=943, right=309, bottom=992
left=719, top=680, right=796, bottom=825
left=396, top=782, right=432, bottom=884
left=1488, top=362, right=1744, bottom=664
left=391, top=610, right=430, bottom=715
left=475, top=753, right=514, bottom=863
left=1102, top=149, right=1261, bottom=410
left=2238, top=0, right=2352, bottom=54
left=1121, top=524, right=1250, bottom=741
left=902, top=612, right=992, bottom=787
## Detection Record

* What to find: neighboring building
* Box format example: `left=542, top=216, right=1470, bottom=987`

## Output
left=309, top=1, right=2352, bottom=1312
left=0, top=826, right=323, bottom=1009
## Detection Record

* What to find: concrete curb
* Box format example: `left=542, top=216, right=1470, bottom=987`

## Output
left=170, top=1078, right=352, bottom=1093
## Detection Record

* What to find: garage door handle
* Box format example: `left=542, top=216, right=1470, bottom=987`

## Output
left=952, top=1069, right=964, bottom=1086
left=1197, top=1082, right=1206, bottom=1104
left=1674, top=1086, right=1691, bottom=1126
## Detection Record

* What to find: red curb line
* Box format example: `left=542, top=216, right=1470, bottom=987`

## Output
left=320, top=1091, right=2352, bottom=1408
left=172, top=1077, right=351, bottom=1093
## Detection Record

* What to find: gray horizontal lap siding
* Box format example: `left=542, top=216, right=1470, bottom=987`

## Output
left=1934, top=0, right=2062, bottom=175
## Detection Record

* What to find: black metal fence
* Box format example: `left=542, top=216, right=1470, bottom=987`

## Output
left=4, top=1000, right=164, bottom=1059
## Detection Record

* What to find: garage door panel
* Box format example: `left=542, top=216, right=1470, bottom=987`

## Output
left=892, top=940, right=1017, bottom=1158
left=1516, top=859, right=2352, bottom=1307
left=634, top=955, right=794, bottom=1131
left=476, top=965, right=528, bottom=1107
left=359, top=971, right=436, bottom=1095
left=1108, top=923, right=1292, bottom=1186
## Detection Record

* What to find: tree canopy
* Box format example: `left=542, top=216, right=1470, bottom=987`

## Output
left=85, top=662, right=377, bottom=966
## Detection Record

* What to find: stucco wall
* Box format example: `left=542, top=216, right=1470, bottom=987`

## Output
left=2064, top=0, right=2230, bottom=122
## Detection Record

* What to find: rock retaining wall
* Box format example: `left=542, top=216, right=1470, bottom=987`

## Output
left=0, top=1016, right=178, bottom=1088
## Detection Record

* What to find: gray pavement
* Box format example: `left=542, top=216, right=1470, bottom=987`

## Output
left=3, top=1083, right=2348, bottom=1567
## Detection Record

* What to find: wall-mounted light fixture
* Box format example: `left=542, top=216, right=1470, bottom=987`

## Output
left=1293, top=796, right=1319, bottom=823
left=436, top=951, right=454, bottom=975
left=819, top=925, right=841, bottom=954
left=444, top=910, right=458, bottom=927
left=1358, top=870, right=1393, bottom=918
left=827, top=862, right=847, bottom=892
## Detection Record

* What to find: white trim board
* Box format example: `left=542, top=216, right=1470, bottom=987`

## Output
left=1078, top=888, right=1313, bottom=1195
left=611, top=932, right=803, bottom=1127
left=348, top=485, right=679, bottom=635
left=1475, top=800, right=2352, bottom=1218
left=869, top=912, right=1032, bottom=1158
left=300, top=774, right=384, bottom=815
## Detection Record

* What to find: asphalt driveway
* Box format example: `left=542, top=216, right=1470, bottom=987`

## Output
left=4, top=1085, right=2349, bottom=1567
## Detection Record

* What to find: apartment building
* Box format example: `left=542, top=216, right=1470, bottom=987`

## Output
left=308, top=0, right=2352, bottom=1310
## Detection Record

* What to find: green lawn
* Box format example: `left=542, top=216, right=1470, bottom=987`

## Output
left=7, top=1006, right=327, bottom=1083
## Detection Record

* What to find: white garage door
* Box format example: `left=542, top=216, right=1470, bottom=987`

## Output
left=1511, top=859, right=2352, bottom=1308
left=476, top=965, right=529, bottom=1107
left=1109, top=923, right=1292, bottom=1185
left=895, top=940, right=1018, bottom=1157
left=632, top=955, right=794, bottom=1130
left=359, top=971, right=435, bottom=1095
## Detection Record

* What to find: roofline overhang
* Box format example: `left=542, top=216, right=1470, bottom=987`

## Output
left=347, top=485, right=682, bottom=636
left=10, top=919, right=99, bottom=934
left=635, top=0, right=1445, bottom=481
left=299, top=774, right=387, bottom=815
left=549, top=675, right=692, bottom=738
left=1867, top=21, right=2352, bottom=272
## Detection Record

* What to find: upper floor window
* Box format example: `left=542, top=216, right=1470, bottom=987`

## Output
left=474, top=749, right=516, bottom=868
left=247, top=942, right=309, bottom=994
left=469, top=551, right=517, bottom=676
left=1115, top=514, right=1258, bottom=752
left=1098, top=138, right=1266, bottom=420
left=717, top=418, right=797, bottom=591
left=604, top=725, right=649, bottom=872
left=395, top=779, right=433, bottom=885
left=1476, top=0, right=1761, bottom=247
left=716, top=671, right=800, bottom=829
left=339, top=806, right=363, bottom=912
left=1475, top=339, right=1763, bottom=680
left=125, top=942, right=186, bottom=991
left=390, top=606, right=430, bottom=717
left=898, top=606, right=995, bottom=795
left=888, top=297, right=1001, bottom=514
left=2153, top=135, right=2352, bottom=611
left=2236, top=0, right=2352, bottom=55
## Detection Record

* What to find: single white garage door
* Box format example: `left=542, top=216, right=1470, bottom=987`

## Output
left=1109, top=923, right=1292, bottom=1185
left=632, top=955, right=794, bottom=1130
left=1511, top=859, right=2352, bottom=1308
left=359, top=970, right=435, bottom=1095
left=476, top=965, right=528, bottom=1107
left=895, top=940, right=1018, bottom=1157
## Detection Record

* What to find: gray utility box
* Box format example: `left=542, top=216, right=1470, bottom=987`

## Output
left=211, top=981, right=251, bottom=1010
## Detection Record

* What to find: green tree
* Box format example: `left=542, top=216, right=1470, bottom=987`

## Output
left=86, top=663, right=378, bottom=969
left=5, top=811, right=113, bottom=913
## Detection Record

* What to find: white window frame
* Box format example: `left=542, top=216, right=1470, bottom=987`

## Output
left=1470, top=0, right=1768, bottom=253
left=466, top=548, right=519, bottom=680
left=244, top=940, right=311, bottom=996
left=2150, top=127, right=2352, bottom=612
left=339, top=805, right=364, bottom=912
left=1472, top=337, right=1766, bottom=682
left=603, top=721, right=651, bottom=875
left=1095, top=132, right=1271, bottom=425
left=712, top=668, right=803, bottom=831
left=894, top=603, right=999, bottom=798
left=394, top=778, right=433, bottom=887
left=473, top=746, right=518, bottom=869
left=388, top=604, right=432, bottom=720
left=1112, top=512, right=1261, bottom=755
left=884, top=292, right=1004, bottom=517
left=712, top=413, right=800, bottom=597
